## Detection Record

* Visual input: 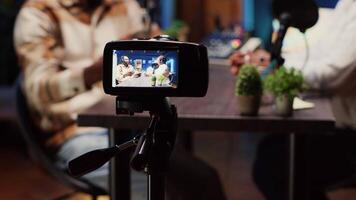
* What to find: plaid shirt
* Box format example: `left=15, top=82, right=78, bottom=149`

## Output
left=14, top=0, right=145, bottom=147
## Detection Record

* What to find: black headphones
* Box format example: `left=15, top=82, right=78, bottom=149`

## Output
left=159, top=56, right=167, bottom=64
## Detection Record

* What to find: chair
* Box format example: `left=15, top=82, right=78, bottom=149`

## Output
left=15, top=77, right=107, bottom=200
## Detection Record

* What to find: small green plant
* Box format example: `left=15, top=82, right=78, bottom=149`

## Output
left=164, top=20, right=187, bottom=39
left=151, top=76, right=157, bottom=86
left=235, top=65, right=263, bottom=96
left=264, top=66, right=305, bottom=98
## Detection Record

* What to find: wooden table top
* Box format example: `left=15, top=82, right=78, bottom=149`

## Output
left=78, top=65, right=335, bottom=133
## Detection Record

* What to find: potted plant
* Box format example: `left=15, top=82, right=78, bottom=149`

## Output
left=264, top=66, right=305, bottom=116
left=164, top=20, right=189, bottom=41
left=235, top=64, right=263, bottom=116
left=151, top=76, right=157, bottom=86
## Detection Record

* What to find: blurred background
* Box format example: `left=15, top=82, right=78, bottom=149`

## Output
left=0, top=0, right=344, bottom=200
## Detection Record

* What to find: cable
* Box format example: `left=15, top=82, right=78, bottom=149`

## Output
left=301, top=32, right=310, bottom=70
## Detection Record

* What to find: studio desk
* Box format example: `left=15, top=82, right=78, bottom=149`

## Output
left=78, top=64, right=335, bottom=200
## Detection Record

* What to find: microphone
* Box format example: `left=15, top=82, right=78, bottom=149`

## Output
left=270, top=12, right=291, bottom=63
left=273, top=0, right=319, bottom=32
left=268, top=0, right=319, bottom=66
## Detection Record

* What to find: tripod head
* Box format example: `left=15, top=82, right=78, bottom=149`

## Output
left=116, top=96, right=173, bottom=116
left=117, top=96, right=177, bottom=173
left=68, top=96, right=177, bottom=177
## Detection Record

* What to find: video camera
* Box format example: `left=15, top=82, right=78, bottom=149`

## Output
left=69, top=37, right=209, bottom=200
left=103, top=37, right=209, bottom=97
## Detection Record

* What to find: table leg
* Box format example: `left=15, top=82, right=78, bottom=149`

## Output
left=179, top=130, right=193, bottom=153
left=288, top=133, right=295, bottom=200
left=289, top=134, right=309, bottom=200
left=109, top=128, right=131, bottom=200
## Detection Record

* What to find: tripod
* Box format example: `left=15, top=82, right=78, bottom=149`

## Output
left=68, top=96, right=177, bottom=200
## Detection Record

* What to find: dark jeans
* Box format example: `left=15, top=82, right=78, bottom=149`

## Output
left=253, top=132, right=356, bottom=200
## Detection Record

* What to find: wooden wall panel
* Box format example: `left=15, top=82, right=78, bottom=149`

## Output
left=177, top=0, right=206, bottom=42
left=177, top=0, right=241, bottom=42
left=205, top=0, right=241, bottom=33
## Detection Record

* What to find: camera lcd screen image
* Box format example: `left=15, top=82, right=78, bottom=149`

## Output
left=112, top=50, right=178, bottom=88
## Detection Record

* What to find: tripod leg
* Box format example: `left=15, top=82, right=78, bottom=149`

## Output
left=148, top=171, right=165, bottom=200
left=109, top=129, right=131, bottom=200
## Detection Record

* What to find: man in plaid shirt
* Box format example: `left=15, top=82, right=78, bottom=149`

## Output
left=14, top=0, right=227, bottom=199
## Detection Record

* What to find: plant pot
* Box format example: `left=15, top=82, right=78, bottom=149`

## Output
left=275, top=95, right=294, bottom=117
left=237, top=95, right=261, bottom=116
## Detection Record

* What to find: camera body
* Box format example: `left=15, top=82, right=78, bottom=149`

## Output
left=103, top=38, right=209, bottom=97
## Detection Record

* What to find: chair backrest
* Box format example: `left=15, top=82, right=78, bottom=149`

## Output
left=15, top=77, right=106, bottom=196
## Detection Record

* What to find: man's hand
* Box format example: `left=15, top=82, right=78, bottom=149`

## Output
left=123, top=71, right=134, bottom=78
left=229, top=49, right=271, bottom=76
left=229, top=52, right=246, bottom=75
left=84, top=57, right=103, bottom=89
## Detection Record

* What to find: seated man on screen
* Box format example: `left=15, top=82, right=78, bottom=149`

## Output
left=145, top=55, right=170, bottom=86
left=154, top=55, right=170, bottom=77
left=116, top=55, right=135, bottom=84
left=230, top=0, right=356, bottom=199
left=145, top=55, right=169, bottom=76
left=14, top=0, right=226, bottom=199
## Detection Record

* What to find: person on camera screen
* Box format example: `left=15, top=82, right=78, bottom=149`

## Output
left=116, top=55, right=135, bottom=84
left=154, top=55, right=170, bottom=77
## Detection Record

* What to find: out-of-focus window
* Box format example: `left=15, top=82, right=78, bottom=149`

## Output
left=0, top=0, right=24, bottom=85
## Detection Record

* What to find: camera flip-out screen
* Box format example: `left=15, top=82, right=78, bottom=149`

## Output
left=103, top=40, right=209, bottom=97
left=112, top=50, right=179, bottom=88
